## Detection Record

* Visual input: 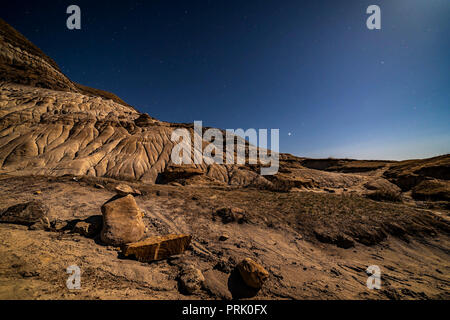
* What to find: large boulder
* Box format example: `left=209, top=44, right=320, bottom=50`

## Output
left=100, top=195, right=146, bottom=246
left=236, top=258, right=269, bottom=289
left=0, top=201, right=50, bottom=230
left=121, top=234, right=192, bottom=262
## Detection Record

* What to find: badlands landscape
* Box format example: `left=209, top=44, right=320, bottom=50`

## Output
left=0, top=18, right=449, bottom=300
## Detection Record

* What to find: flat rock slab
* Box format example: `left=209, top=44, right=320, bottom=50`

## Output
left=100, top=195, right=146, bottom=246
left=121, top=234, right=192, bottom=262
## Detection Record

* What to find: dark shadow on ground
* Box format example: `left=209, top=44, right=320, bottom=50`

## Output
left=227, top=268, right=259, bottom=299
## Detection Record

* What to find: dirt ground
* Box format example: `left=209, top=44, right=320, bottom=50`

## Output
left=0, top=175, right=448, bottom=300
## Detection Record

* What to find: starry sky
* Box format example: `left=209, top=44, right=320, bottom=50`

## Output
left=2, top=0, right=449, bottom=160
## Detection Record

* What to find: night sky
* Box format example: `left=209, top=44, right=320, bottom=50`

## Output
left=2, top=0, right=449, bottom=160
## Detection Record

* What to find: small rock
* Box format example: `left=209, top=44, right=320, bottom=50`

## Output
left=72, top=216, right=102, bottom=238
left=49, top=219, right=68, bottom=231
left=214, top=258, right=233, bottom=274
left=33, top=190, right=41, bottom=195
left=72, top=221, right=91, bottom=236
left=121, top=234, right=192, bottom=262
left=94, top=183, right=105, bottom=189
left=156, top=190, right=169, bottom=197
left=219, top=234, right=229, bottom=241
left=314, top=229, right=355, bottom=249
left=179, top=265, right=205, bottom=295
left=330, top=268, right=341, bottom=277
left=28, top=216, right=51, bottom=231
left=236, top=258, right=269, bottom=289
left=19, top=270, right=39, bottom=278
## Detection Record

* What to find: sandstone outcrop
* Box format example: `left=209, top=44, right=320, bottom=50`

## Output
left=0, top=18, right=448, bottom=201
left=72, top=215, right=102, bottom=238
left=179, top=265, right=205, bottom=294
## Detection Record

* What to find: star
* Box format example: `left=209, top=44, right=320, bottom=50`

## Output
left=288, top=132, right=292, bottom=136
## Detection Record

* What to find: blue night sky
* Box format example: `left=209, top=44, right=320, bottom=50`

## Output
left=2, top=0, right=449, bottom=160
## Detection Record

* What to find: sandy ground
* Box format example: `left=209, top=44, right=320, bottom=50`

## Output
left=0, top=175, right=449, bottom=300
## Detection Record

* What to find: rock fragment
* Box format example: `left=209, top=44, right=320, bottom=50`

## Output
left=179, top=265, right=205, bottom=294
left=215, top=207, right=246, bottom=224
left=72, top=216, right=102, bottom=238
left=115, top=184, right=141, bottom=196
left=121, top=234, right=192, bottom=262
left=236, top=258, right=269, bottom=289
left=0, top=201, right=50, bottom=230
left=100, top=195, right=146, bottom=246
